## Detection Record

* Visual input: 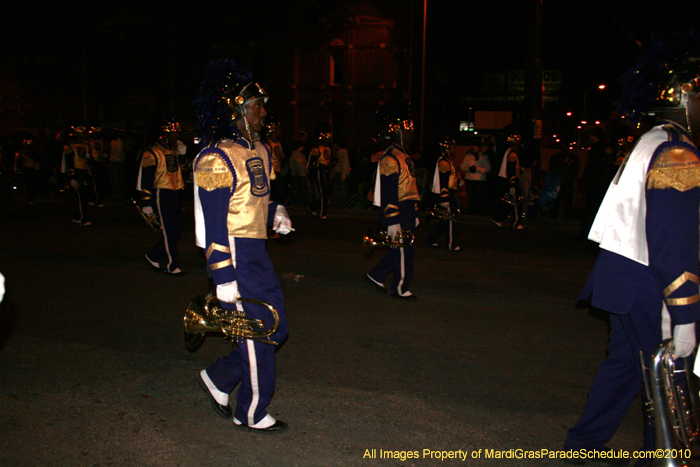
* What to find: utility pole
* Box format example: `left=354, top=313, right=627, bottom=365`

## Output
left=419, top=0, right=426, bottom=150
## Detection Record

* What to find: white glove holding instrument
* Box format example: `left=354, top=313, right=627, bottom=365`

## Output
left=272, top=205, right=294, bottom=235
left=673, top=323, right=696, bottom=358
left=387, top=224, right=400, bottom=241
left=142, top=206, right=153, bottom=216
left=177, top=140, right=187, bottom=156
left=217, top=281, right=241, bottom=306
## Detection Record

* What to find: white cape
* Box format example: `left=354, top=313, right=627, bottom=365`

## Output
left=587, top=124, right=691, bottom=266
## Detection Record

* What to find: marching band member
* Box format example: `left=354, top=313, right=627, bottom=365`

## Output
left=307, top=123, right=336, bottom=219
left=365, top=103, right=420, bottom=301
left=262, top=115, right=287, bottom=205
left=564, top=33, right=700, bottom=464
left=192, top=59, right=291, bottom=433
left=490, top=133, right=524, bottom=230
left=137, top=118, right=185, bottom=275
left=425, top=136, right=461, bottom=251
left=87, top=126, right=107, bottom=208
left=61, top=126, right=93, bottom=226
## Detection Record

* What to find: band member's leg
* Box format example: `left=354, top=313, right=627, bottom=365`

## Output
left=390, top=245, right=414, bottom=295
left=230, top=238, right=288, bottom=426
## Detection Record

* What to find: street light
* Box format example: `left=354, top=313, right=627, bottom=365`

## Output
left=582, top=84, right=606, bottom=121
left=577, top=84, right=606, bottom=153
left=556, top=111, right=574, bottom=136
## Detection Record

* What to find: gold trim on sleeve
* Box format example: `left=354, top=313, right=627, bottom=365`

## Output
left=663, top=272, right=700, bottom=298
left=667, top=295, right=700, bottom=306
left=140, top=152, right=156, bottom=167
left=195, top=170, right=233, bottom=191
left=438, top=160, right=451, bottom=173
left=384, top=204, right=399, bottom=217
left=209, top=259, right=233, bottom=271
left=195, top=153, right=234, bottom=191
left=647, top=147, right=700, bottom=192
left=380, top=160, right=399, bottom=176
left=206, top=243, right=232, bottom=260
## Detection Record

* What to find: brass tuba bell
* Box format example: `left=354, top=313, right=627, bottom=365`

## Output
left=362, top=229, right=415, bottom=257
left=640, top=339, right=700, bottom=466
left=183, top=293, right=280, bottom=351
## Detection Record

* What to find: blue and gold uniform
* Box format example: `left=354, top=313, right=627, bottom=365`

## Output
left=425, top=152, right=460, bottom=250
left=193, top=135, right=289, bottom=429
left=192, top=59, right=290, bottom=432
left=137, top=139, right=185, bottom=274
left=367, top=143, right=420, bottom=297
left=564, top=120, right=700, bottom=454
left=61, top=135, right=93, bottom=225
left=308, top=142, right=334, bottom=218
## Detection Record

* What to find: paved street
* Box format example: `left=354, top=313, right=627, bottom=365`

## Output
left=0, top=195, right=642, bottom=466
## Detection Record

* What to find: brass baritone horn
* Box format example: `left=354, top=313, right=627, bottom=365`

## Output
left=640, top=339, right=700, bottom=466
left=426, top=204, right=460, bottom=222
left=363, top=229, right=415, bottom=257
left=184, top=293, right=280, bottom=351
left=501, top=192, right=522, bottom=206
left=132, top=199, right=162, bottom=235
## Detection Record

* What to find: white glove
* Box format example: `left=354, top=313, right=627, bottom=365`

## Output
left=272, top=205, right=294, bottom=235
left=216, top=281, right=240, bottom=305
left=70, top=179, right=80, bottom=189
left=142, top=206, right=153, bottom=216
left=673, top=323, right=696, bottom=358
left=387, top=224, right=400, bottom=240
left=177, top=140, right=187, bottom=155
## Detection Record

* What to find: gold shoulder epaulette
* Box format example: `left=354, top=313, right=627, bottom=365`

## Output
left=438, top=159, right=452, bottom=173
left=647, top=145, right=700, bottom=192
left=195, top=152, right=233, bottom=191
left=379, top=153, right=399, bottom=176
left=140, top=150, right=156, bottom=168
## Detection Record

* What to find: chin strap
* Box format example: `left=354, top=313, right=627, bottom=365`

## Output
left=242, top=116, right=252, bottom=143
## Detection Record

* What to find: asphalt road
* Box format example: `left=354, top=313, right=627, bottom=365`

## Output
left=0, top=195, right=642, bottom=466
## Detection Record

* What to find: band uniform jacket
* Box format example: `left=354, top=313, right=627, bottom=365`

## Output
left=137, top=140, right=185, bottom=208
left=61, top=141, right=91, bottom=180
left=431, top=154, right=459, bottom=205
left=373, top=143, right=420, bottom=229
left=193, top=138, right=274, bottom=286
left=581, top=120, right=700, bottom=330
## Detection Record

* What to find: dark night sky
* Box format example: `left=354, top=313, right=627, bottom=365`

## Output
left=2, top=0, right=700, bottom=133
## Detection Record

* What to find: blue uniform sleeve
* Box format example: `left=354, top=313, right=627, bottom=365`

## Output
left=267, top=201, right=280, bottom=227
left=437, top=160, right=451, bottom=204
left=139, top=149, right=157, bottom=209
left=194, top=147, right=237, bottom=285
left=62, top=147, right=76, bottom=180
left=646, top=143, right=700, bottom=325
left=198, top=186, right=236, bottom=285
left=379, top=154, right=401, bottom=227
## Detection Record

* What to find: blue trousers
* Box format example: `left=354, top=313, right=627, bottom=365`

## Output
left=206, top=238, right=289, bottom=426
left=565, top=268, right=665, bottom=453
left=147, top=188, right=183, bottom=273
left=425, top=218, right=458, bottom=250
left=368, top=244, right=415, bottom=296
